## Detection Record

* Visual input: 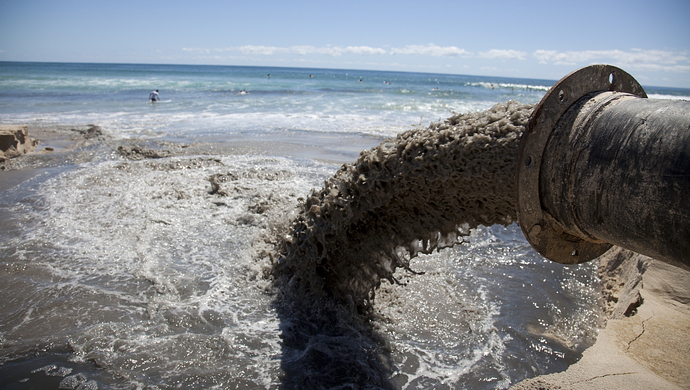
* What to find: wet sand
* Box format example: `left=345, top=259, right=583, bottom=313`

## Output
left=511, top=248, right=690, bottom=390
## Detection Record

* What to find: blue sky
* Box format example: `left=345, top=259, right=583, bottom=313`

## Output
left=1, top=0, right=689, bottom=87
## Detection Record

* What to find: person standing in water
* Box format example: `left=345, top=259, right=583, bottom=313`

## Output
left=149, top=90, right=160, bottom=102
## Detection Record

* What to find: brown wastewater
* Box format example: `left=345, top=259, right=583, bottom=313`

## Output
left=269, top=101, right=597, bottom=388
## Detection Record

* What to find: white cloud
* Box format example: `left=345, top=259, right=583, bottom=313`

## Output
left=533, top=49, right=690, bottom=72
left=183, top=45, right=386, bottom=57
left=293, top=45, right=387, bottom=56
left=182, top=47, right=210, bottom=53
left=185, top=43, right=473, bottom=58
left=182, top=43, right=471, bottom=59
left=340, top=46, right=388, bottom=55
left=290, top=45, right=321, bottom=55
left=181, top=46, right=690, bottom=75
left=390, top=44, right=471, bottom=57
left=478, top=49, right=527, bottom=60
left=238, top=45, right=286, bottom=55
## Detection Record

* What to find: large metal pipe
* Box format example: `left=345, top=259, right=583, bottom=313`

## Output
left=516, top=65, right=690, bottom=269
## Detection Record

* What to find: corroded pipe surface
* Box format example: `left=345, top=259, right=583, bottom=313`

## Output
left=517, top=65, right=690, bottom=268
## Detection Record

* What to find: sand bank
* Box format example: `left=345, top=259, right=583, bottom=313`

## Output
left=512, top=248, right=690, bottom=390
left=0, top=125, right=38, bottom=162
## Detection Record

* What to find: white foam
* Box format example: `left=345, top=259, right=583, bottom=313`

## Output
left=648, top=93, right=690, bottom=101
left=469, top=81, right=551, bottom=92
left=2, top=154, right=335, bottom=387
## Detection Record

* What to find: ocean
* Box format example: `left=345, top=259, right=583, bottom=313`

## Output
left=0, top=62, right=687, bottom=389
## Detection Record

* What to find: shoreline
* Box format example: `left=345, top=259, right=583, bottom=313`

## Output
left=511, top=248, right=690, bottom=390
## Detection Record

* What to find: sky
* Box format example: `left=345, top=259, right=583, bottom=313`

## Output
left=1, top=0, right=689, bottom=88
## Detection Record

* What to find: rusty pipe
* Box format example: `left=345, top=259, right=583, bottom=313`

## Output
left=516, top=64, right=690, bottom=269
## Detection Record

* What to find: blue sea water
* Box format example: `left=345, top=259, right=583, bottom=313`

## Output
left=0, top=62, right=552, bottom=140
left=0, top=62, right=685, bottom=389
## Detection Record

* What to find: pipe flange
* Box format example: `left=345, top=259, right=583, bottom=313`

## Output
left=516, top=64, right=646, bottom=264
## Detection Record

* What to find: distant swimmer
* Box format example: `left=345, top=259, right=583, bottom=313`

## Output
left=359, top=78, right=363, bottom=83
left=267, top=74, right=271, bottom=78
left=239, top=89, right=248, bottom=95
left=149, top=89, right=160, bottom=102
left=309, top=74, right=313, bottom=78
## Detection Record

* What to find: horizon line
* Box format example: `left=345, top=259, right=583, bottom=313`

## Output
left=4, top=60, right=690, bottom=92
